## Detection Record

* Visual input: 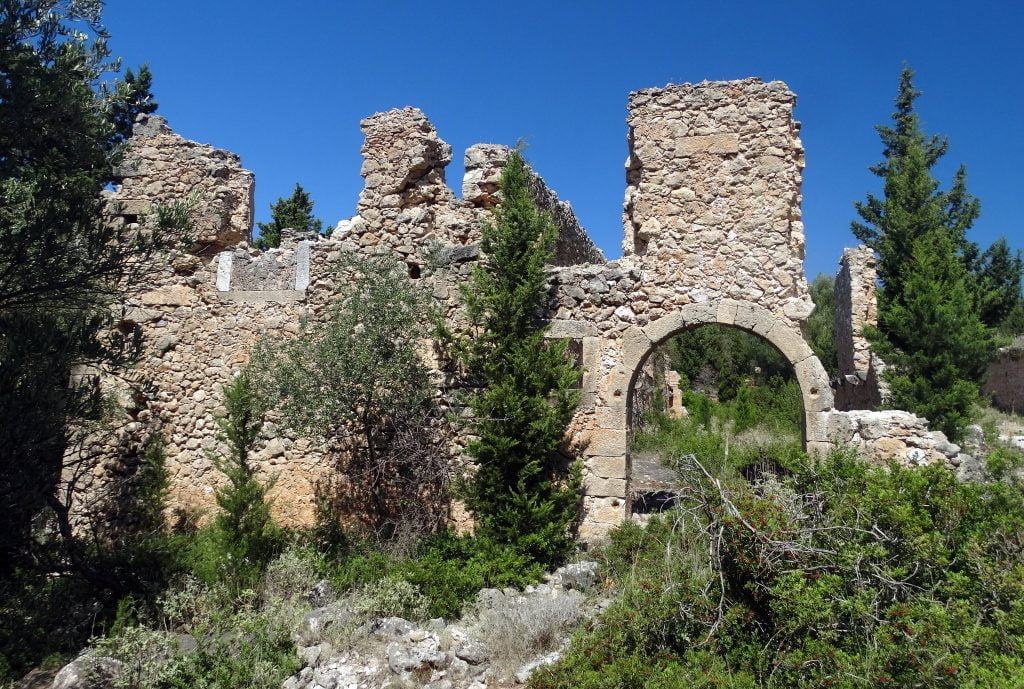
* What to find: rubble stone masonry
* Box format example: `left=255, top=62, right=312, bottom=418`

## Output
left=77, top=79, right=974, bottom=542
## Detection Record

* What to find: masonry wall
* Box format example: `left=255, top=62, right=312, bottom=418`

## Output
left=109, top=115, right=254, bottom=253
left=78, top=107, right=604, bottom=532
left=833, top=245, right=888, bottom=410
left=984, top=340, right=1024, bottom=413
left=78, top=80, right=981, bottom=543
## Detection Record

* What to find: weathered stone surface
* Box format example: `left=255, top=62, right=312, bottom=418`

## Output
left=983, top=338, right=1024, bottom=414
left=834, top=246, right=889, bottom=410
left=76, top=79, right=964, bottom=545
left=108, top=114, right=254, bottom=252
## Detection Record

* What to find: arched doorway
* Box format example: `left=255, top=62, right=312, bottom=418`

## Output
left=577, top=299, right=833, bottom=540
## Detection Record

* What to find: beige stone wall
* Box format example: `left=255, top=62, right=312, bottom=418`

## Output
left=826, top=409, right=967, bottom=469
left=77, top=79, right=978, bottom=544
left=621, top=78, right=813, bottom=325
left=109, top=115, right=254, bottom=253
left=834, top=245, right=888, bottom=410
left=984, top=341, right=1024, bottom=413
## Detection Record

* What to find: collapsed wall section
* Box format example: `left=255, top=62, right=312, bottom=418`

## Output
left=108, top=115, right=255, bottom=253
left=462, top=144, right=604, bottom=265
left=984, top=338, right=1024, bottom=413
left=834, top=245, right=888, bottom=410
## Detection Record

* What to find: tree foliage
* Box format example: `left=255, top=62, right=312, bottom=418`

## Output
left=806, top=273, right=838, bottom=376
left=852, top=67, right=997, bottom=440
left=206, top=372, right=280, bottom=586
left=0, top=0, right=191, bottom=571
left=255, top=183, right=323, bottom=249
left=459, top=150, right=581, bottom=565
left=251, top=254, right=447, bottom=537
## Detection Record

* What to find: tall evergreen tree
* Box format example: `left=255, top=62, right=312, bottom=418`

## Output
left=460, top=151, right=580, bottom=565
left=853, top=67, right=995, bottom=440
left=256, top=183, right=323, bottom=249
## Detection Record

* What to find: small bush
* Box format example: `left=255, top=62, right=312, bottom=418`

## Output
left=350, top=576, right=429, bottom=621
left=477, top=591, right=584, bottom=669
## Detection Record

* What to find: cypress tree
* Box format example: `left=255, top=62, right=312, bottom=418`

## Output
left=256, top=183, right=323, bottom=249
left=461, top=151, right=580, bottom=565
left=853, top=67, right=996, bottom=440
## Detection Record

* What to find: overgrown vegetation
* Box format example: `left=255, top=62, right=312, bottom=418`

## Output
left=251, top=253, right=448, bottom=541
left=254, top=183, right=323, bottom=249
left=533, top=447, right=1024, bottom=689
left=853, top=66, right=1020, bottom=439
left=457, top=149, right=582, bottom=566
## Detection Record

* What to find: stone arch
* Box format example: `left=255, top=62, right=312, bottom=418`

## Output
left=577, top=299, right=834, bottom=540
left=622, top=299, right=833, bottom=424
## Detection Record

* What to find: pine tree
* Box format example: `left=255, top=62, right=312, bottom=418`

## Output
left=256, top=183, right=323, bottom=249
left=210, top=372, right=279, bottom=584
left=460, top=151, right=581, bottom=565
left=108, top=64, right=158, bottom=144
left=853, top=67, right=996, bottom=440
left=870, top=229, right=994, bottom=439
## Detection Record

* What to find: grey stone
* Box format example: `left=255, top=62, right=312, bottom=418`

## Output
left=52, top=654, right=122, bottom=689
left=555, top=561, right=599, bottom=591
left=307, top=579, right=335, bottom=607
left=453, top=640, right=489, bottom=665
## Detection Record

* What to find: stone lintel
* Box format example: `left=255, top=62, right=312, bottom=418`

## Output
left=217, top=290, right=305, bottom=303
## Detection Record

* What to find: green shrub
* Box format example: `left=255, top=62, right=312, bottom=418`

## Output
left=351, top=576, right=429, bottom=621
left=533, top=450, right=1024, bottom=688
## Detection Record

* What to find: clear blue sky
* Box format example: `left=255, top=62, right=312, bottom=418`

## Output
left=104, top=1, right=1023, bottom=280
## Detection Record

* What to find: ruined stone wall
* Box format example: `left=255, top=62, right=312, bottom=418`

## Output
left=462, top=144, right=604, bottom=266
left=834, top=245, right=887, bottom=410
left=77, top=79, right=982, bottom=543
left=621, top=78, right=813, bottom=325
left=109, top=115, right=254, bottom=253
left=78, top=107, right=603, bottom=531
left=826, top=409, right=972, bottom=474
left=984, top=339, right=1024, bottom=413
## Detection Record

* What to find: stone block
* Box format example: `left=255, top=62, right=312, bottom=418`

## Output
left=794, top=357, right=833, bottom=412
left=716, top=299, right=739, bottom=325
left=583, top=476, right=627, bottom=497
left=546, top=320, right=599, bottom=338
left=217, top=290, right=305, bottom=303
left=586, top=456, right=627, bottom=479
left=804, top=411, right=830, bottom=445
left=583, top=429, right=627, bottom=457
left=641, top=313, right=686, bottom=348
left=140, top=284, right=195, bottom=307
left=584, top=496, right=626, bottom=524
left=674, top=133, right=740, bottom=156
left=594, top=402, right=627, bottom=430
left=621, top=327, right=653, bottom=371
left=765, top=321, right=813, bottom=367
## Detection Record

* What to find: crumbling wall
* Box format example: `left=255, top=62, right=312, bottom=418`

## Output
left=834, top=245, right=887, bottom=410
left=463, top=144, right=604, bottom=266
left=108, top=115, right=254, bottom=254
left=79, top=81, right=984, bottom=543
left=620, top=78, right=813, bottom=325
left=826, top=409, right=971, bottom=471
left=984, top=339, right=1024, bottom=413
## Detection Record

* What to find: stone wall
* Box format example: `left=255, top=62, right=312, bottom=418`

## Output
left=826, top=409, right=972, bottom=473
left=109, top=115, right=254, bottom=254
left=621, top=78, right=814, bottom=325
left=984, top=339, right=1024, bottom=413
left=462, top=144, right=605, bottom=266
left=77, top=78, right=980, bottom=544
left=833, top=245, right=888, bottom=410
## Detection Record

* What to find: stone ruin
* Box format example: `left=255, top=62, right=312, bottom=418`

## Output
left=76, top=77, right=977, bottom=542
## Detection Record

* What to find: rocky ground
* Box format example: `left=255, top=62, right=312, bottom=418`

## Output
left=43, top=562, right=604, bottom=689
